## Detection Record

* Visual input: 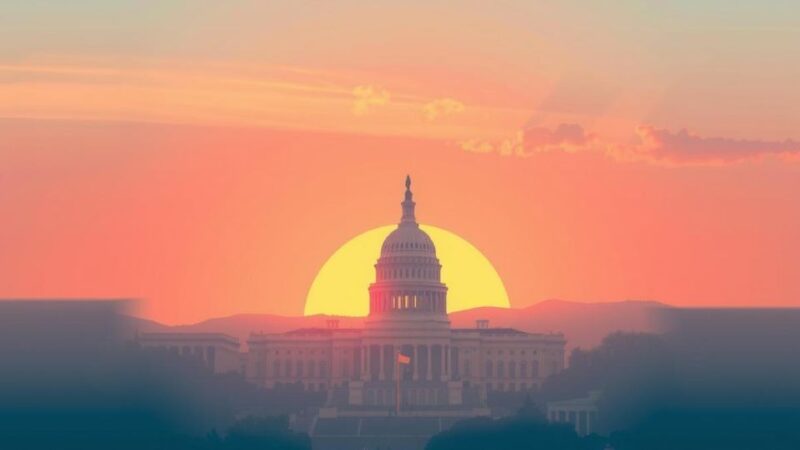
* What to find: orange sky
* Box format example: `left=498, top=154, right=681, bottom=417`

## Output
left=1, top=2, right=799, bottom=324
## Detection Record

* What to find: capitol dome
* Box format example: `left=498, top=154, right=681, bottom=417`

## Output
left=368, top=176, right=448, bottom=322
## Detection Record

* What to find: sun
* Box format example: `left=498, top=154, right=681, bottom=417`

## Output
left=304, top=224, right=510, bottom=316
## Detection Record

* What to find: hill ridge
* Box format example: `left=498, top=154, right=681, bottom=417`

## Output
left=126, top=299, right=670, bottom=352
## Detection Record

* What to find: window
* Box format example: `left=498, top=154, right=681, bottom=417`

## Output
left=256, top=360, right=266, bottom=377
left=366, top=389, right=375, bottom=405
left=509, top=361, right=517, bottom=378
left=520, top=361, right=528, bottom=378
left=497, top=361, right=505, bottom=378
left=485, top=360, right=493, bottom=377
left=296, top=361, right=304, bottom=377
left=320, top=361, right=329, bottom=377
left=532, top=360, right=540, bottom=377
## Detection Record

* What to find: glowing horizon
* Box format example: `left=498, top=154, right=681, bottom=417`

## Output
left=304, top=225, right=510, bottom=317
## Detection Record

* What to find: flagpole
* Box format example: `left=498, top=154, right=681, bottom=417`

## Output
left=396, top=351, right=400, bottom=416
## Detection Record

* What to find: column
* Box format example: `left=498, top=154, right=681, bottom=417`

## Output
left=440, top=347, right=446, bottom=380
left=364, top=345, right=369, bottom=381
left=387, top=344, right=394, bottom=381
left=584, top=409, right=590, bottom=434
left=426, top=345, right=432, bottom=381
left=379, top=345, right=385, bottom=380
left=444, top=345, right=449, bottom=377
left=412, top=345, right=419, bottom=380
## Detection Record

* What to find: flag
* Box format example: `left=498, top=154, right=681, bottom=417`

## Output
left=397, top=353, right=411, bottom=364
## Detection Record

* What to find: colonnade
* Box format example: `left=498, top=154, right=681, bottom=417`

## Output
left=359, top=343, right=451, bottom=381
left=369, top=291, right=447, bottom=314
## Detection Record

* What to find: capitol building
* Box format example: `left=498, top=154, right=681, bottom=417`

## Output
left=141, top=177, right=566, bottom=416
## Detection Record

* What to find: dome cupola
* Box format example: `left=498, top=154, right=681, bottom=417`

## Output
left=379, top=175, right=437, bottom=256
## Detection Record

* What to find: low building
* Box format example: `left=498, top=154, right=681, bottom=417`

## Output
left=138, top=332, right=243, bottom=374
left=547, top=390, right=601, bottom=436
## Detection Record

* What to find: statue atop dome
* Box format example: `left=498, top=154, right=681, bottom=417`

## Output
left=401, top=175, right=416, bottom=225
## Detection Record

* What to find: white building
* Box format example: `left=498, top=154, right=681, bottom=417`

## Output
left=547, top=390, right=601, bottom=436
left=142, top=176, right=566, bottom=415
left=138, top=332, right=244, bottom=374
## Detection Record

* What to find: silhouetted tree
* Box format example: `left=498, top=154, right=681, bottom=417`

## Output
left=515, top=394, right=547, bottom=423
left=223, top=415, right=311, bottom=450
left=609, top=409, right=800, bottom=450
left=540, top=332, right=677, bottom=432
left=426, top=408, right=605, bottom=450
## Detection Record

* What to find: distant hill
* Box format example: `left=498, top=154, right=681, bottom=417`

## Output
left=125, top=299, right=669, bottom=354
left=119, top=314, right=171, bottom=340
left=449, top=299, right=670, bottom=353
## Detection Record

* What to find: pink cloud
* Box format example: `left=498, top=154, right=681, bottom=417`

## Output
left=522, top=123, right=594, bottom=154
left=632, top=126, right=800, bottom=164
left=460, top=122, right=800, bottom=166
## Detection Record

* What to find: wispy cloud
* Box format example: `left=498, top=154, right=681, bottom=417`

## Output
left=0, top=57, right=530, bottom=140
left=423, top=98, right=465, bottom=121
left=630, top=126, right=800, bottom=164
left=460, top=132, right=525, bottom=156
left=460, top=122, right=800, bottom=166
left=460, top=123, right=594, bottom=157
left=523, top=123, right=594, bottom=153
left=352, top=85, right=390, bottom=116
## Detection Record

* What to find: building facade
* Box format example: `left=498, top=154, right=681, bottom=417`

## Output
left=141, top=177, right=566, bottom=413
left=138, top=332, right=244, bottom=374
left=246, top=177, right=566, bottom=411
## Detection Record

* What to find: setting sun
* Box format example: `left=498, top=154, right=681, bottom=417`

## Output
left=304, top=224, right=510, bottom=316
